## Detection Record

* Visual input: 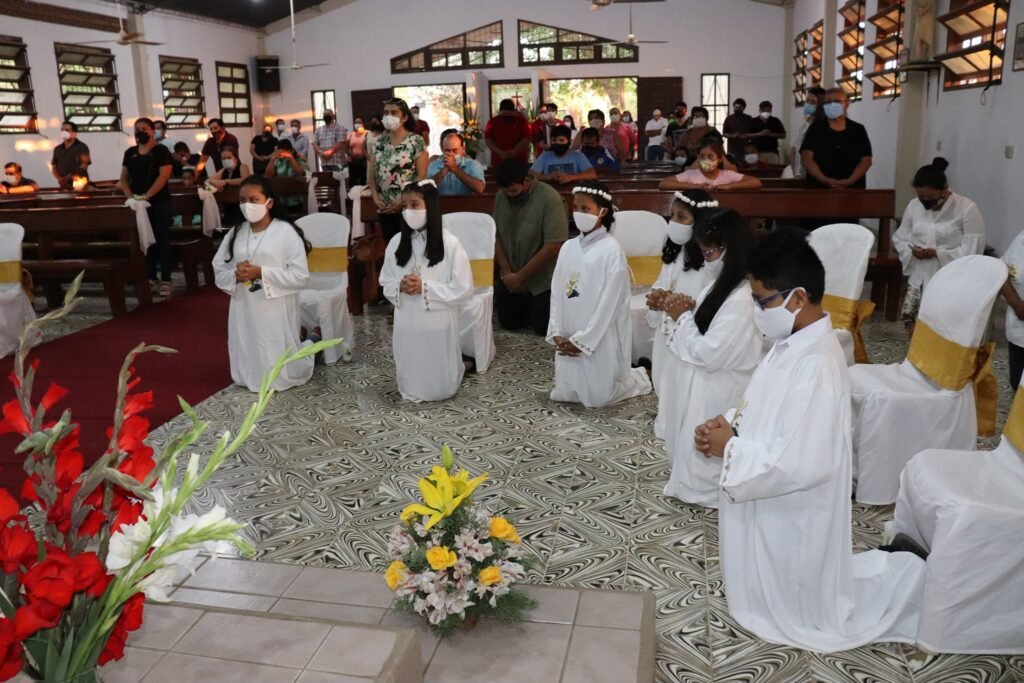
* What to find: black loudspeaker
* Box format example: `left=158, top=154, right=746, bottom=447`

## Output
left=255, top=56, right=281, bottom=93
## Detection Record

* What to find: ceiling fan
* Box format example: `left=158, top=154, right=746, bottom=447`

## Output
left=596, top=2, right=667, bottom=45
left=261, top=0, right=330, bottom=71
left=75, top=1, right=162, bottom=46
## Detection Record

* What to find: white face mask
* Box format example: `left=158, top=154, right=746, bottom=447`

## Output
left=666, top=221, right=693, bottom=245
left=403, top=209, right=428, bottom=231
left=753, top=289, right=802, bottom=341
left=290, top=126, right=299, bottom=135
left=745, top=154, right=760, bottom=165
left=411, top=113, right=420, bottom=122
left=355, top=124, right=364, bottom=132
left=610, top=114, right=621, bottom=124
left=588, top=119, right=602, bottom=129
left=759, top=111, right=771, bottom=120
left=623, top=116, right=632, bottom=123
left=692, top=117, right=707, bottom=128
left=60, top=130, right=72, bottom=141
left=155, top=129, right=164, bottom=140
left=4, top=174, right=16, bottom=184
left=539, top=112, right=549, bottom=122
left=222, top=158, right=236, bottom=170
left=277, top=124, right=285, bottom=132
left=703, top=251, right=726, bottom=280
left=573, top=211, right=602, bottom=234
left=382, top=115, right=402, bottom=131
left=242, top=201, right=270, bottom=224
left=674, top=156, right=688, bottom=167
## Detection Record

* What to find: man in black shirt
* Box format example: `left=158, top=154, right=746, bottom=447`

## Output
left=171, top=142, right=200, bottom=178
left=120, top=117, right=174, bottom=298
left=50, top=121, right=90, bottom=189
left=197, top=118, right=240, bottom=177
left=722, top=98, right=753, bottom=159
left=1, top=162, right=39, bottom=194
left=747, top=100, right=787, bottom=164
left=800, top=88, right=872, bottom=189
left=250, top=124, right=277, bottom=175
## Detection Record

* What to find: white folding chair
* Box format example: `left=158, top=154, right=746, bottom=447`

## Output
left=443, top=212, right=496, bottom=373
left=850, top=255, right=1006, bottom=504
left=888, top=387, right=1024, bottom=653
left=609, top=211, right=668, bottom=363
left=297, top=213, right=353, bottom=364
left=0, top=223, right=36, bottom=359
left=809, top=223, right=876, bottom=365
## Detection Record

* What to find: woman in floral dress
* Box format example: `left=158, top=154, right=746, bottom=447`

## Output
left=369, top=97, right=429, bottom=241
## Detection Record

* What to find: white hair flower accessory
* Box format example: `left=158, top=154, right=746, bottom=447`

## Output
left=418, top=179, right=438, bottom=189
left=572, top=186, right=612, bottom=202
left=673, top=192, right=719, bottom=209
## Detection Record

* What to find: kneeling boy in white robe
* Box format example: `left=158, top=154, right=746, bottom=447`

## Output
left=695, top=226, right=925, bottom=652
left=213, top=176, right=314, bottom=392
left=379, top=180, right=474, bottom=403
left=548, top=181, right=652, bottom=408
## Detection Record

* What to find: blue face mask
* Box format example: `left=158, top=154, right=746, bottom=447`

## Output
left=803, top=104, right=817, bottom=117
left=823, top=102, right=845, bottom=120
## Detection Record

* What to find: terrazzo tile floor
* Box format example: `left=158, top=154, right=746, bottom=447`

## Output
left=43, top=287, right=1024, bottom=682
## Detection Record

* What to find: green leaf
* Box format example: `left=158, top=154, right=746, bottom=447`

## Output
left=57, top=627, right=75, bottom=679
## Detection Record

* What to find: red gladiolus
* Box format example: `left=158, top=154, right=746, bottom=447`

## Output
left=0, top=524, right=36, bottom=575
left=119, top=593, right=145, bottom=632
left=0, top=491, right=20, bottom=525
left=6, top=371, right=20, bottom=389
left=98, top=593, right=145, bottom=666
left=39, top=383, right=69, bottom=412
left=123, top=391, right=154, bottom=418
left=14, top=605, right=53, bottom=640
left=98, top=625, right=127, bottom=666
left=21, top=549, right=76, bottom=623
left=70, top=552, right=108, bottom=594
left=0, top=400, right=29, bottom=437
left=111, top=497, right=144, bottom=533
left=0, top=617, right=25, bottom=680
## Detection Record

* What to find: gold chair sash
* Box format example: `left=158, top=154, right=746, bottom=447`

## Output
left=626, top=256, right=664, bottom=287
left=907, top=320, right=997, bottom=436
left=470, top=259, right=494, bottom=288
left=822, top=294, right=875, bottom=364
left=0, top=260, right=20, bottom=284
left=1005, top=387, right=1024, bottom=453
left=307, top=247, right=348, bottom=273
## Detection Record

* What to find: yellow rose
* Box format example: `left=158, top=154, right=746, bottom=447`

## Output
left=478, top=566, right=503, bottom=586
left=426, top=545, right=458, bottom=571
left=490, top=517, right=521, bottom=544
left=385, top=561, right=408, bottom=590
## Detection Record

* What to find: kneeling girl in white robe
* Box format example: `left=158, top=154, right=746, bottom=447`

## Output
left=695, top=227, right=924, bottom=652
left=548, top=181, right=652, bottom=408
left=645, top=190, right=716, bottom=439
left=661, top=207, right=762, bottom=506
left=379, top=180, right=473, bottom=402
left=213, top=175, right=314, bottom=392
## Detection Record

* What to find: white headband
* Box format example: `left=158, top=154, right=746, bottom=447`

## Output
left=402, top=179, right=438, bottom=190
left=572, top=186, right=612, bottom=202
left=673, top=192, right=718, bottom=209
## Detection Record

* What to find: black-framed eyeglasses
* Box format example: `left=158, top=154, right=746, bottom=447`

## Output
left=752, top=287, right=795, bottom=310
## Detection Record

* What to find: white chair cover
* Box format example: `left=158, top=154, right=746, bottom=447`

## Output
left=348, top=185, right=370, bottom=238
left=0, top=223, right=37, bottom=358
left=297, top=213, right=353, bottom=364
left=888, top=431, right=1024, bottom=653
left=306, top=173, right=319, bottom=216
left=809, top=223, right=875, bottom=365
left=781, top=164, right=795, bottom=179
left=443, top=212, right=496, bottom=373
left=197, top=187, right=222, bottom=236
left=609, top=211, right=668, bottom=363
left=124, top=198, right=155, bottom=253
left=333, top=169, right=350, bottom=217
left=850, top=255, right=1007, bottom=504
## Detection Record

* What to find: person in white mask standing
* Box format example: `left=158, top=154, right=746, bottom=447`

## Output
left=548, top=181, right=652, bottom=408
left=213, top=176, right=314, bottom=392
left=369, top=97, right=429, bottom=241
left=379, top=180, right=474, bottom=402
left=694, top=226, right=925, bottom=651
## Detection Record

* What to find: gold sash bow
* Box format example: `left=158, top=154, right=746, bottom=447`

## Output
left=907, top=321, right=997, bottom=436
left=307, top=247, right=348, bottom=273
left=0, top=260, right=33, bottom=301
left=470, top=259, right=494, bottom=288
left=626, top=256, right=664, bottom=287
left=822, top=294, right=875, bottom=364
left=1005, top=387, right=1023, bottom=453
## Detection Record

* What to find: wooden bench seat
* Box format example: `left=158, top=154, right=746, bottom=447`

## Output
left=24, top=259, right=128, bottom=315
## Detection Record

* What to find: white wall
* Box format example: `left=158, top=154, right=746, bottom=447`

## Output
left=0, top=0, right=260, bottom=186
left=262, top=0, right=786, bottom=139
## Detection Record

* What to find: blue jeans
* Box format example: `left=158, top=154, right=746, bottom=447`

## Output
left=646, top=146, right=665, bottom=161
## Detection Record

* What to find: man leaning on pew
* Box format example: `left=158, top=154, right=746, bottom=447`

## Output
left=1, top=162, right=38, bottom=194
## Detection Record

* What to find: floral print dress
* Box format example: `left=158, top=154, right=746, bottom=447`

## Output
left=373, top=132, right=426, bottom=206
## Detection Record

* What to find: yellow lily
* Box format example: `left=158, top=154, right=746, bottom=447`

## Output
left=402, top=466, right=488, bottom=530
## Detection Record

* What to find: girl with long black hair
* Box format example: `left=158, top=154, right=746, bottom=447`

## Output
left=660, top=207, right=763, bottom=506
left=213, top=175, right=314, bottom=392
left=379, top=180, right=474, bottom=402
left=548, top=180, right=652, bottom=408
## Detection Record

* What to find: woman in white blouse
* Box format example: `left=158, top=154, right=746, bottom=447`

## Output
left=892, top=157, right=985, bottom=328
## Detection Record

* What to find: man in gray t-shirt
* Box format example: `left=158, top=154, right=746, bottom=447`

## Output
left=50, top=121, right=90, bottom=189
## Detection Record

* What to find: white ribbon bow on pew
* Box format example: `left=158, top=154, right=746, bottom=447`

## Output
left=196, top=187, right=222, bottom=237
left=306, top=173, right=320, bottom=216
left=333, top=168, right=349, bottom=217
left=348, top=184, right=371, bottom=238
left=123, top=197, right=156, bottom=253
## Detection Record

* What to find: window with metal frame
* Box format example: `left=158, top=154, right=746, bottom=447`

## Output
left=517, top=20, right=637, bottom=67
left=935, top=0, right=1010, bottom=91
left=215, top=61, right=251, bottom=127
left=793, top=31, right=809, bottom=106
left=159, top=56, right=205, bottom=129
left=866, top=1, right=905, bottom=99
left=807, top=20, right=825, bottom=88
left=392, top=21, right=503, bottom=74
left=54, top=42, right=121, bottom=132
left=311, top=89, right=336, bottom=129
left=837, top=0, right=866, bottom=101
left=0, top=35, right=36, bottom=134
left=700, top=73, right=730, bottom=132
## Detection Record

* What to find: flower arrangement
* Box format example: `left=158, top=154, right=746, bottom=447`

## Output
left=385, top=446, right=536, bottom=637
left=460, top=99, right=483, bottom=159
left=0, top=276, right=333, bottom=682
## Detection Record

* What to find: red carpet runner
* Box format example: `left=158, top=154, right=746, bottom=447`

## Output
left=1, top=286, right=231, bottom=496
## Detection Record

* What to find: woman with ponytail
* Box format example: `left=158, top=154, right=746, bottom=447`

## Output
left=212, top=175, right=314, bottom=392
left=379, top=179, right=474, bottom=402
left=660, top=208, right=762, bottom=506
left=548, top=180, right=652, bottom=408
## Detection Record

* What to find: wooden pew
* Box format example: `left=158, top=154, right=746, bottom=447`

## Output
left=3, top=205, right=153, bottom=314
